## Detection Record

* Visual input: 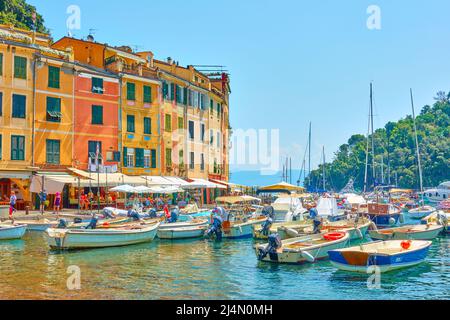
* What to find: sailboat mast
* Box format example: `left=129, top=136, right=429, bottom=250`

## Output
left=308, top=122, right=312, bottom=178
left=410, top=89, right=423, bottom=192
left=364, top=85, right=371, bottom=193
left=370, top=82, right=376, bottom=185
left=322, top=146, right=326, bottom=191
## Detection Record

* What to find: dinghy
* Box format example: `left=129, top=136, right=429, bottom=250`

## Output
left=46, top=222, right=160, bottom=250
left=408, top=206, right=436, bottom=220
left=222, top=216, right=268, bottom=239
left=0, top=224, right=27, bottom=240
left=369, top=224, right=444, bottom=241
left=328, top=240, right=432, bottom=273
left=256, top=231, right=350, bottom=264
left=157, top=219, right=209, bottom=239
left=17, top=219, right=58, bottom=232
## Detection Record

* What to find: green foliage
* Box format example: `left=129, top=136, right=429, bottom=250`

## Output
left=0, top=0, right=47, bottom=33
left=306, top=92, right=450, bottom=192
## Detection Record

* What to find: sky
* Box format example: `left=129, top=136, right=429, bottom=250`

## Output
left=29, top=0, right=450, bottom=180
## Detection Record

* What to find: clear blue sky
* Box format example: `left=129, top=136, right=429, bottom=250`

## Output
left=30, top=0, right=450, bottom=174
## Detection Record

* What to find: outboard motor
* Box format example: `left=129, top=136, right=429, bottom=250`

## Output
left=262, top=206, right=275, bottom=220
left=168, top=208, right=179, bottom=224
left=73, top=217, right=83, bottom=224
left=127, top=209, right=141, bottom=221
left=205, top=215, right=223, bottom=241
left=148, top=208, right=157, bottom=219
left=85, top=216, right=98, bottom=230
left=258, top=233, right=282, bottom=261
left=57, top=219, right=68, bottom=229
left=260, top=218, right=273, bottom=236
left=103, top=208, right=114, bottom=219
left=313, top=218, right=322, bottom=234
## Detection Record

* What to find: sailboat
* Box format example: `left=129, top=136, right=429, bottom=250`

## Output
left=360, top=83, right=403, bottom=227
left=407, top=89, right=437, bottom=219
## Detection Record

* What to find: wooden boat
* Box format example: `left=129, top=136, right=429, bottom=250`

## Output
left=17, top=219, right=58, bottom=232
left=369, top=224, right=444, bottom=241
left=408, top=206, right=436, bottom=220
left=328, top=240, right=432, bottom=273
left=253, top=218, right=372, bottom=241
left=256, top=232, right=350, bottom=264
left=223, top=216, right=268, bottom=239
left=359, top=203, right=403, bottom=227
left=46, top=222, right=160, bottom=250
left=0, top=224, right=27, bottom=240
left=157, top=219, right=209, bottom=239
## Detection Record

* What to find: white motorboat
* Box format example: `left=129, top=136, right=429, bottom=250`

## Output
left=0, top=224, right=27, bottom=240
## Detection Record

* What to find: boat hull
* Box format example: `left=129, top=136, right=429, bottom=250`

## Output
left=46, top=223, right=159, bottom=250
left=368, top=213, right=401, bottom=228
left=157, top=226, right=207, bottom=239
left=223, top=219, right=267, bottom=239
left=0, top=224, right=27, bottom=240
left=369, top=225, right=444, bottom=241
left=329, top=240, right=432, bottom=273
left=408, top=207, right=436, bottom=220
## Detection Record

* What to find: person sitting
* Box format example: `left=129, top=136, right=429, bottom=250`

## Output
left=168, top=207, right=179, bottom=223
left=85, top=215, right=98, bottom=230
left=127, top=209, right=141, bottom=222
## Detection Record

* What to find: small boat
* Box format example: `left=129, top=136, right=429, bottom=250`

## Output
left=46, top=222, right=160, bottom=250
left=18, top=219, right=58, bottom=232
left=316, top=197, right=346, bottom=222
left=256, top=231, right=350, bottom=264
left=360, top=203, right=403, bottom=227
left=421, top=211, right=449, bottom=234
left=157, top=219, right=209, bottom=239
left=369, top=224, right=444, bottom=241
left=0, top=224, right=27, bottom=240
left=320, top=218, right=373, bottom=241
left=408, top=206, right=436, bottom=220
left=223, top=217, right=268, bottom=239
left=328, top=240, right=432, bottom=273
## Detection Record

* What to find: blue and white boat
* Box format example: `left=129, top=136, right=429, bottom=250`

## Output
left=0, top=223, right=27, bottom=240
left=328, top=240, right=432, bottom=273
left=361, top=203, right=404, bottom=228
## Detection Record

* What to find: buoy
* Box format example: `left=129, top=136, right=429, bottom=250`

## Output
left=323, top=232, right=346, bottom=241
left=389, top=218, right=396, bottom=225
left=401, top=240, right=412, bottom=250
left=301, top=251, right=315, bottom=263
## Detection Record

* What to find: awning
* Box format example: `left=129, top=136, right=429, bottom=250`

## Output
left=257, top=182, right=305, bottom=194
left=141, top=176, right=175, bottom=186
left=30, top=172, right=91, bottom=194
left=68, top=169, right=148, bottom=187
left=162, top=177, right=191, bottom=186
left=185, top=179, right=227, bottom=189
left=0, top=170, right=32, bottom=180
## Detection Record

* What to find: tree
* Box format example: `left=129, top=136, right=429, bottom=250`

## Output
left=0, top=0, right=48, bottom=33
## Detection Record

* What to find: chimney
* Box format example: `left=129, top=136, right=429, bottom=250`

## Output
left=87, top=34, right=94, bottom=42
left=167, top=57, right=172, bottom=64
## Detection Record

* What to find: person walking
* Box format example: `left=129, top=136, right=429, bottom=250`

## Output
left=39, top=189, right=47, bottom=215
left=54, top=191, right=62, bottom=217
left=9, top=191, right=17, bottom=221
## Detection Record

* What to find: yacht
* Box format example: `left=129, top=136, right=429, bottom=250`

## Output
left=424, top=182, right=450, bottom=203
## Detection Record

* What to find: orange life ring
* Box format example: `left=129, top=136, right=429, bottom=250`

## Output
left=323, top=232, right=346, bottom=241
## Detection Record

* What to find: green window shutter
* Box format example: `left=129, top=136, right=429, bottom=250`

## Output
left=48, top=66, right=60, bottom=89
left=151, top=149, right=157, bottom=169
left=0, top=53, right=4, bottom=76
left=0, top=92, right=3, bottom=116
left=127, top=115, right=135, bottom=132
left=46, top=139, right=60, bottom=165
left=12, top=94, right=26, bottom=118
left=165, top=114, right=172, bottom=132
left=210, top=99, right=214, bottom=112
left=46, top=97, right=62, bottom=122
left=165, top=148, right=172, bottom=167
left=127, top=82, right=136, bottom=100
left=178, top=117, right=184, bottom=129
left=14, top=56, right=27, bottom=79
left=170, top=83, right=175, bottom=101
left=92, top=77, right=104, bottom=94
left=92, top=105, right=103, bottom=124
left=11, top=135, right=25, bottom=161
left=0, top=134, right=2, bottom=160
left=143, top=85, right=152, bottom=103
left=162, top=82, right=168, bottom=99
left=135, top=148, right=144, bottom=168
left=123, top=147, right=128, bottom=167
left=144, top=117, right=151, bottom=134
left=183, top=87, right=188, bottom=105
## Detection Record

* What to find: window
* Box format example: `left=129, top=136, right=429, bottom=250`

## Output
left=200, top=124, right=205, bottom=142
left=210, top=99, right=214, bottom=113
left=176, top=85, right=184, bottom=104
left=165, top=148, right=172, bottom=167
left=200, top=153, right=205, bottom=171
left=144, top=117, right=151, bottom=135
left=217, top=102, right=221, bottom=115
left=126, top=148, right=135, bottom=168
left=48, top=66, right=60, bottom=89
left=0, top=92, right=2, bottom=116
left=127, top=115, right=135, bottom=132
left=12, top=94, right=26, bottom=119
left=88, top=141, right=102, bottom=165
left=217, top=132, right=221, bottom=148
left=135, top=148, right=144, bottom=168
left=127, top=82, right=136, bottom=101
left=46, top=97, right=62, bottom=122
left=91, top=105, right=103, bottom=125
left=46, top=139, right=60, bottom=165
left=189, top=152, right=195, bottom=170
left=151, top=149, right=157, bottom=169
left=144, top=150, right=151, bottom=168
left=162, top=81, right=169, bottom=100
left=178, top=117, right=184, bottom=129
left=0, top=53, right=3, bottom=76
left=170, top=83, right=175, bottom=101
left=188, top=121, right=194, bottom=140
left=14, top=56, right=27, bottom=79
left=143, top=85, right=152, bottom=103
left=165, top=114, right=172, bottom=132
left=11, top=135, right=25, bottom=161
left=92, top=77, right=104, bottom=94
left=210, top=130, right=214, bottom=145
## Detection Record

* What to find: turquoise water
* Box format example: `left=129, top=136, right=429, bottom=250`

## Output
left=0, top=226, right=448, bottom=300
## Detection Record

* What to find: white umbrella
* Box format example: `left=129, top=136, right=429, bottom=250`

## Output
left=134, top=186, right=153, bottom=194
left=150, top=186, right=184, bottom=194
left=110, top=185, right=135, bottom=193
